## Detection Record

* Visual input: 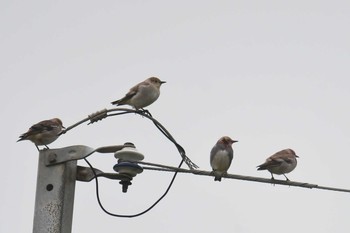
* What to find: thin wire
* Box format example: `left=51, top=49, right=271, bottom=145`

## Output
left=138, top=161, right=350, bottom=194
left=63, top=107, right=192, bottom=217
left=61, top=108, right=198, bottom=169
left=84, top=157, right=185, bottom=218
left=62, top=107, right=350, bottom=220
left=107, top=109, right=198, bottom=169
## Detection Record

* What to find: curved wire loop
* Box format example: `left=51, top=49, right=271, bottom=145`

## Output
left=60, top=108, right=198, bottom=169
left=59, top=107, right=197, bottom=218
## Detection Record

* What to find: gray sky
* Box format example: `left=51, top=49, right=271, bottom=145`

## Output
left=2, top=1, right=350, bottom=232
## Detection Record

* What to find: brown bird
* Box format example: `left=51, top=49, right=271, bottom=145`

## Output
left=17, top=118, right=65, bottom=150
left=111, top=77, right=166, bottom=110
left=257, top=148, right=299, bottom=181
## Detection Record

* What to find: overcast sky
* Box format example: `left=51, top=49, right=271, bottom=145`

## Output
left=2, top=1, right=350, bottom=233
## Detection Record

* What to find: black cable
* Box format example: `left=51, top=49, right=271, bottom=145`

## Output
left=107, top=109, right=198, bottom=169
left=61, top=107, right=197, bottom=217
left=62, top=107, right=196, bottom=168
left=81, top=108, right=190, bottom=217
left=84, top=157, right=184, bottom=218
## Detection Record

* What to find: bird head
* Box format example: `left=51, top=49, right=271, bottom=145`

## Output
left=286, top=148, right=299, bottom=158
left=52, top=118, right=65, bottom=129
left=149, top=77, right=166, bottom=87
left=218, top=136, right=238, bottom=146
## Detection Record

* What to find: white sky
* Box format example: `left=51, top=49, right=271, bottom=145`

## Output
left=1, top=1, right=350, bottom=232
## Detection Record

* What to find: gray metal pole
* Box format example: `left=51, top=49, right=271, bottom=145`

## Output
left=33, top=149, right=77, bottom=233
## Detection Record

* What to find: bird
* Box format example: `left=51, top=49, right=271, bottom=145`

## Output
left=17, top=118, right=65, bottom=151
left=257, top=148, right=299, bottom=181
left=210, top=136, right=238, bottom=181
left=111, top=77, right=166, bottom=110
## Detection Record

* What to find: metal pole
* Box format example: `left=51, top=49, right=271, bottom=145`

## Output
left=33, top=149, right=77, bottom=233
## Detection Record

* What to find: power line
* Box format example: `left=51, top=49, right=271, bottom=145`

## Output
left=61, top=107, right=350, bottom=194
left=138, top=160, right=350, bottom=193
left=59, top=107, right=349, bottom=221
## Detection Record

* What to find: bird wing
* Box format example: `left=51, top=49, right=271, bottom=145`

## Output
left=209, top=145, right=218, bottom=163
left=257, top=149, right=293, bottom=170
left=112, top=81, right=150, bottom=105
left=30, top=120, right=58, bottom=133
left=257, top=157, right=284, bottom=170
left=18, top=120, right=57, bottom=141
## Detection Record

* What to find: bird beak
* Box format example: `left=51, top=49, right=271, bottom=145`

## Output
left=295, top=155, right=299, bottom=158
left=161, top=81, right=166, bottom=84
left=232, top=140, right=238, bottom=143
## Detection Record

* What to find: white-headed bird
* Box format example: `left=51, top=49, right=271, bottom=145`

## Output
left=210, top=136, right=238, bottom=181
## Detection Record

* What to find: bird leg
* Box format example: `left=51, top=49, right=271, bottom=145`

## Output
left=283, top=174, right=290, bottom=181
left=270, top=173, right=276, bottom=186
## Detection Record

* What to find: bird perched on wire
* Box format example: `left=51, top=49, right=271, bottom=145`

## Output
left=257, top=148, right=299, bottom=181
left=111, top=77, right=166, bottom=111
left=17, top=118, right=65, bottom=151
left=210, top=136, right=238, bottom=181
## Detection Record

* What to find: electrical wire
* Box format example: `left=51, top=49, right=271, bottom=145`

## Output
left=138, top=161, right=350, bottom=193
left=84, top=157, right=184, bottom=218
left=61, top=108, right=198, bottom=169
left=107, top=108, right=198, bottom=169
left=69, top=108, right=192, bottom=217
left=60, top=107, right=350, bottom=220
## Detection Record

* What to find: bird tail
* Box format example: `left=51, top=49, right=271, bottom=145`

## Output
left=214, top=176, right=222, bottom=182
left=111, top=99, right=121, bottom=105
left=111, top=95, right=130, bottom=106
left=17, top=134, right=27, bottom=142
left=257, top=164, right=267, bottom=170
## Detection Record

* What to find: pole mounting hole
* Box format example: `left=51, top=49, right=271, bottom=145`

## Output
left=46, top=184, right=54, bottom=191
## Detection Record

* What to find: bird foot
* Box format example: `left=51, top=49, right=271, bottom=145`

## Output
left=211, top=171, right=223, bottom=182
left=137, top=109, right=152, bottom=117
left=270, top=176, right=276, bottom=186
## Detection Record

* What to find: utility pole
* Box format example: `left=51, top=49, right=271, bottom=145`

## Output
left=32, top=144, right=141, bottom=233
left=29, top=107, right=350, bottom=233
left=32, top=149, right=77, bottom=233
